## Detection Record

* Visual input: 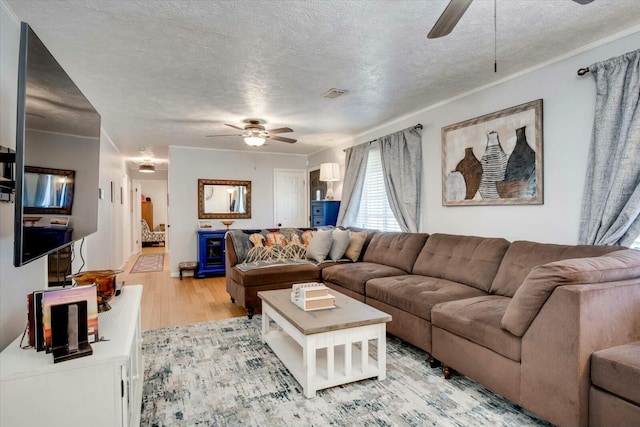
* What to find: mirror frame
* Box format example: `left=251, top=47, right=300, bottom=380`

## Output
left=24, top=166, right=75, bottom=215
left=198, top=179, right=251, bottom=219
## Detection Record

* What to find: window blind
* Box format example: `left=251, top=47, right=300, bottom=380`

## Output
left=355, top=148, right=401, bottom=231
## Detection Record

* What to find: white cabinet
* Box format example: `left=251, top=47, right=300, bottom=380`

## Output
left=0, top=285, right=144, bottom=427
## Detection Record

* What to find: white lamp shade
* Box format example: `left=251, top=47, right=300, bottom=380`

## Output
left=244, top=136, right=265, bottom=147
left=319, top=163, right=340, bottom=182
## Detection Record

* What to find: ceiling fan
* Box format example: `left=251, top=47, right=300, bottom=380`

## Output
left=427, top=0, right=594, bottom=39
left=206, top=119, right=296, bottom=147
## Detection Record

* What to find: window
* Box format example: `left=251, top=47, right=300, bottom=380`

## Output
left=353, top=148, right=401, bottom=231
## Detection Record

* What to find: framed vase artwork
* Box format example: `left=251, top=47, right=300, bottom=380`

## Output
left=442, top=99, right=543, bottom=206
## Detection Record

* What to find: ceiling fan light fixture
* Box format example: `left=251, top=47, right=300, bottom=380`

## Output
left=139, top=162, right=155, bottom=173
left=244, top=136, right=265, bottom=147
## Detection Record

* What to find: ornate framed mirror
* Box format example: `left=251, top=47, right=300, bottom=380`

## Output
left=198, top=179, right=251, bottom=219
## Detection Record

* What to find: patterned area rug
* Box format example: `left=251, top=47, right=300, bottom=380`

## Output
left=130, top=254, right=164, bottom=273
left=141, top=317, right=552, bottom=426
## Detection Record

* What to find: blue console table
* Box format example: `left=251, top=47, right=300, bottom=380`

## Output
left=196, top=229, right=226, bottom=277
left=311, top=200, right=340, bottom=227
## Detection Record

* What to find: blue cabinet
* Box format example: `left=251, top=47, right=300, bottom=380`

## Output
left=197, top=229, right=226, bottom=277
left=311, top=200, right=340, bottom=227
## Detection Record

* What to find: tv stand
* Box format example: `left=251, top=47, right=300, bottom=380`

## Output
left=0, top=285, right=144, bottom=427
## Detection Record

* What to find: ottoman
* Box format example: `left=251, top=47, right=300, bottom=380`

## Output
left=178, top=261, right=198, bottom=280
left=589, top=341, right=640, bottom=426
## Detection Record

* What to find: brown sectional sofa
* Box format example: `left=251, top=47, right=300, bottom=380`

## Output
left=225, top=229, right=640, bottom=427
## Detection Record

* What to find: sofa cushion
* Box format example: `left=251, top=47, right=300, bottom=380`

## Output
left=502, top=249, right=640, bottom=336
left=329, top=228, right=351, bottom=261
left=305, top=229, right=334, bottom=262
left=322, top=262, right=406, bottom=296
left=229, top=262, right=320, bottom=287
left=366, top=275, right=487, bottom=321
left=431, top=296, right=521, bottom=362
left=363, top=232, right=429, bottom=272
left=591, top=341, right=640, bottom=406
left=344, top=231, right=368, bottom=262
left=489, top=241, right=623, bottom=297
left=412, top=234, right=510, bottom=292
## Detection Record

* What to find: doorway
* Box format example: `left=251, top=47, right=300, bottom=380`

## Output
left=273, top=169, right=307, bottom=228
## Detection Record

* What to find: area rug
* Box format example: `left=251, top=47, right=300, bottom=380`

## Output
left=130, top=254, right=164, bottom=273
left=141, top=317, right=552, bottom=427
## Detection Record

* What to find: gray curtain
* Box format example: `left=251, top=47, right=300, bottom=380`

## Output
left=336, top=143, right=369, bottom=226
left=379, top=127, right=423, bottom=232
left=578, top=49, right=640, bottom=246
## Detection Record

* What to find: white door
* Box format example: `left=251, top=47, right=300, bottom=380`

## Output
left=274, top=169, right=307, bottom=228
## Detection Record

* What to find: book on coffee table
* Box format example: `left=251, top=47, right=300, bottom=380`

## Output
left=290, top=283, right=335, bottom=311
left=292, top=294, right=336, bottom=311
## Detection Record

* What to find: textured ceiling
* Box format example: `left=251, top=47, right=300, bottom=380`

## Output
left=6, top=0, right=640, bottom=170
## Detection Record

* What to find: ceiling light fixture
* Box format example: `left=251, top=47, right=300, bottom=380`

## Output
left=139, top=162, right=155, bottom=173
left=244, top=136, right=265, bottom=147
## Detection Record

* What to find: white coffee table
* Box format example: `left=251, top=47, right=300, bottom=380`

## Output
left=258, top=288, right=392, bottom=398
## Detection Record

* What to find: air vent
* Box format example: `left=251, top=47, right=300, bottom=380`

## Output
left=322, top=88, right=349, bottom=99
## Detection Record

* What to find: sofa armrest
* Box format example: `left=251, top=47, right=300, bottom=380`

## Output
left=520, top=280, right=640, bottom=427
left=225, top=233, right=239, bottom=267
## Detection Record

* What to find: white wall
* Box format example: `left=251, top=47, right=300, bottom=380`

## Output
left=168, top=146, right=307, bottom=275
left=311, top=30, right=640, bottom=245
left=84, top=131, right=131, bottom=271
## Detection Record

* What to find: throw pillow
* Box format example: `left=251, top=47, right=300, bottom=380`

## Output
left=302, top=230, right=315, bottom=245
left=305, top=229, right=334, bottom=263
left=344, top=231, right=368, bottom=262
left=329, top=229, right=351, bottom=261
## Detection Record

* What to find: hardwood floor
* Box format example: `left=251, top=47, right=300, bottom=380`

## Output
left=118, top=246, right=247, bottom=331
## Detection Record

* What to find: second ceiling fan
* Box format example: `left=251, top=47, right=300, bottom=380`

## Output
left=427, top=0, right=594, bottom=39
left=206, top=119, right=297, bottom=147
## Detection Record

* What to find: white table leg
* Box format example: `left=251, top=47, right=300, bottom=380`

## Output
left=377, top=325, right=386, bottom=380
left=261, top=304, right=269, bottom=343
left=361, top=339, right=368, bottom=372
left=303, top=336, right=317, bottom=398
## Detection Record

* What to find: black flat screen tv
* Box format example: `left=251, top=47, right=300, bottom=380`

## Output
left=14, top=23, right=101, bottom=267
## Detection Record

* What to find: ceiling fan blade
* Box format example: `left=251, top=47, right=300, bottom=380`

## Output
left=224, top=123, right=245, bottom=130
left=206, top=133, right=242, bottom=137
left=266, top=127, right=293, bottom=134
left=572, top=0, right=594, bottom=4
left=268, top=135, right=297, bottom=144
left=427, top=0, right=473, bottom=39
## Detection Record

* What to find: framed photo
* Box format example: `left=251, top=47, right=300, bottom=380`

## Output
left=442, top=99, right=543, bottom=206
left=198, top=220, right=213, bottom=229
left=50, top=216, right=70, bottom=227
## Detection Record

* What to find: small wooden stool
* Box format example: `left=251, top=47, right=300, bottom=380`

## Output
left=178, top=261, right=198, bottom=280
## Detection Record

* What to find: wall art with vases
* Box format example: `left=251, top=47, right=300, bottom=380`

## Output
left=442, top=99, right=543, bottom=206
